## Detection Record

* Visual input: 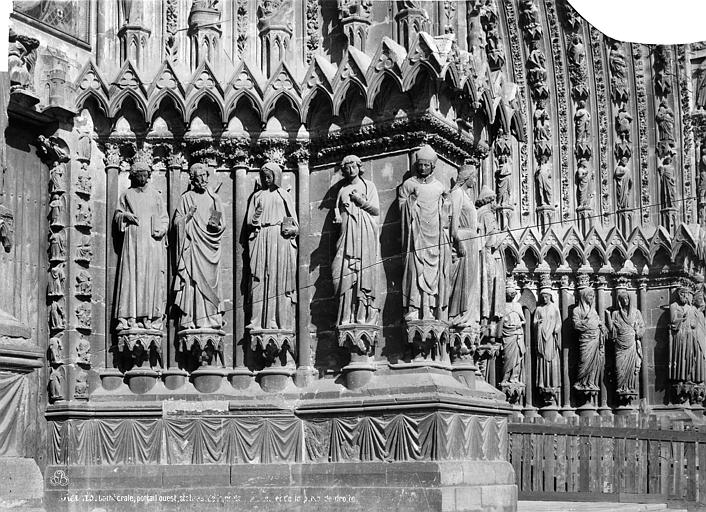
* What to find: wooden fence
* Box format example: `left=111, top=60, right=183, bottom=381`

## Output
left=508, top=415, right=706, bottom=508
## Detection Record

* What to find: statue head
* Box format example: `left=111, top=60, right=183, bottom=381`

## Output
left=617, top=290, right=631, bottom=310
left=540, top=291, right=553, bottom=305
left=506, top=280, right=518, bottom=302
left=341, top=154, right=362, bottom=180
left=129, top=161, right=151, bottom=187
left=260, top=161, right=282, bottom=190
left=414, top=145, right=437, bottom=178
left=579, top=287, right=594, bottom=308
left=677, top=285, right=692, bottom=305
left=189, top=163, right=210, bottom=192
left=455, top=164, right=476, bottom=190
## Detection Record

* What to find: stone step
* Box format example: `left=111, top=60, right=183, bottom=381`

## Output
left=518, top=501, right=686, bottom=512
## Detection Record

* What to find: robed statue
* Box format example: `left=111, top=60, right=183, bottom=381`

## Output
left=669, top=283, right=706, bottom=385
left=608, top=289, right=645, bottom=399
left=534, top=278, right=562, bottom=402
left=448, top=164, right=481, bottom=328
left=172, top=163, right=226, bottom=330
left=246, top=162, right=298, bottom=331
left=331, top=155, right=382, bottom=325
left=476, top=185, right=506, bottom=326
left=500, top=280, right=525, bottom=385
left=573, top=279, right=605, bottom=393
left=113, top=162, right=168, bottom=330
left=399, top=145, right=451, bottom=321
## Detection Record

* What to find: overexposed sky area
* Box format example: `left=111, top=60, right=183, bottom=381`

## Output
left=1, top=0, right=706, bottom=73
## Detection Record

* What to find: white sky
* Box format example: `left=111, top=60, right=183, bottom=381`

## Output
left=1, top=0, right=706, bottom=72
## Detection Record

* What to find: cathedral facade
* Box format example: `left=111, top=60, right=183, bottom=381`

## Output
left=3, top=0, right=706, bottom=510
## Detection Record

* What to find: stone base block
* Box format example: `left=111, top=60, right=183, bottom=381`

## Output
left=44, top=461, right=516, bottom=512
left=0, top=457, right=43, bottom=510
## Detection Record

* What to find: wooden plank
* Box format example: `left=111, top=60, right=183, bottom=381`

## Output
left=589, top=434, right=601, bottom=493
left=568, top=434, right=580, bottom=492
left=600, top=435, right=614, bottom=494
left=673, top=422, right=685, bottom=499
left=543, top=433, right=556, bottom=492
left=686, top=439, right=697, bottom=502
left=615, top=432, right=626, bottom=495
left=661, top=439, right=672, bottom=496
left=579, top=435, right=590, bottom=493
left=647, top=439, right=661, bottom=495
left=555, top=431, right=567, bottom=492
left=698, top=442, right=706, bottom=505
left=511, top=431, right=523, bottom=491
left=532, top=433, right=543, bottom=492
left=521, top=433, right=532, bottom=493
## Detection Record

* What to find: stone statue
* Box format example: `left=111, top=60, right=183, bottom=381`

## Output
left=49, top=231, right=66, bottom=262
left=574, top=100, right=591, bottom=143
left=76, top=304, right=92, bottom=330
left=656, top=101, right=675, bottom=143
left=48, top=368, right=64, bottom=401
left=48, top=333, right=63, bottom=365
left=476, top=186, right=506, bottom=325
left=75, top=203, right=92, bottom=227
left=331, top=155, right=382, bottom=325
left=75, top=271, right=92, bottom=297
left=76, top=337, right=91, bottom=365
left=658, top=155, right=677, bottom=210
left=495, top=153, right=512, bottom=207
left=76, top=236, right=93, bottom=264
left=526, top=40, right=547, bottom=94
left=399, top=145, right=451, bottom=321
left=573, top=278, right=605, bottom=394
left=700, top=146, right=706, bottom=224
left=608, top=290, right=645, bottom=401
left=113, top=162, right=168, bottom=331
left=669, top=283, right=706, bottom=386
left=535, top=154, right=552, bottom=207
left=172, top=163, right=226, bottom=330
left=614, top=156, right=632, bottom=210
left=500, top=280, right=525, bottom=385
left=246, top=162, right=298, bottom=330
left=534, top=277, right=562, bottom=403
left=77, top=175, right=93, bottom=196
left=48, top=194, right=65, bottom=227
left=74, top=372, right=88, bottom=400
left=48, top=162, right=66, bottom=194
left=533, top=100, right=551, bottom=141
left=48, top=300, right=65, bottom=331
left=48, top=264, right=65, bottom=297
left=615, top=109, right=632, bottom=143
left=568, top=34, right=585, bottom=68
left=8, top=29, right=39, bottom=92
left=575, top=157, right=593, bottom=208
left=448, top=164, right=481, bottom=328
left=608, top=41, right=627, bottom=80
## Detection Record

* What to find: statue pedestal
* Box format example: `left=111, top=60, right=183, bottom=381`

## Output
left=124, top=368, right=160, bottom=394
left=162, top=368, right=189, bottom=390
left=338, top=324, right=381, bottom=389
left=192, top=366, right=229, bottom=393
left=228, top=368, right=254, bottom=390
left=250, top=329, right=296, bottom=392
left=98, top=367, right=125, bottom=391
left=576, top=402, right=599, bottom=418
left=405, top=319, right=450, bottom=365
left=178, top=328, right=226, bottom=369
left=614, top=405, right=637, bottom=416
left=257, top=366, right=296, bottom=393
left=117, top=328, right=163, bottom=370
left=449, top=326, right=479, bottom=389
left=540, top=404, right=562, bottom=421
left=451, top=360, right=478, bottom=389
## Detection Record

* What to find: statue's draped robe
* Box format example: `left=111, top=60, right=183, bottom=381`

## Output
left=448, top=187, right=480, bottom=327
left=573, top=301, right=603, bottom=390
left=670, top=302, right=706, bottom=383
left=477, top=205, right=505, bottom=321
left=247, top=187, right=298, bottom=330
left=615, top=165, right=631, bottom=209
left=609, top=306, right=645, bottom=392
left=536, top=165, right=552, bottom=206
left=331, top=178, right=381, bottom=324
left=501, top=301, right=525, bottom=383
left=173, top=189, right=226, bottom=330
left=534, top=301, right=562, bottom=392
left=114, top=185, right=168, bottom=324
left=576, top=167, right=591, bottom=207
left=660, top=162, right=676, bottom=209
left=399, top=176, right=450, bottom=318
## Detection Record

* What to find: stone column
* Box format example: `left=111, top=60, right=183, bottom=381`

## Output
left=521, top=275, right=539, bottom=418
left=637, top=278, right=650, bottom=410
left=230, top=159, right=253, bottom=389
left=295, top=146, right=315, bottom=386
left=596, top=275, right=613, bottom=417
left=559, top=275, right=576, bottom=417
